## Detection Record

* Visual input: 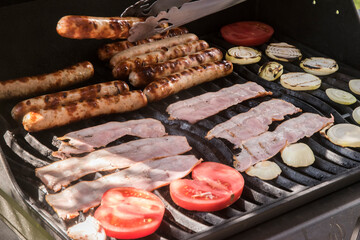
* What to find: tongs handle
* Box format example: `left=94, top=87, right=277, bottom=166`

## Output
left=121, top=0, right=191, bottom=17
left=124, top=0, right=247, bottom=42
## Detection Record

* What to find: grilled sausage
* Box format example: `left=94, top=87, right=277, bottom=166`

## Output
left=11, top=80, right=129, bottom=122
left=144, top=60, right=233, bottom=102
left=22, top=90, right=147, bottom=132
left=0, top=61, right=94, bottom=100
left=109, top=33, right=199, bottom=67
left=112, top=40, right=209, bottom=79
left=56, top=15, right=144, bottom=39
left=98, top=27, right=189, bottom=61
left=129, top=48, right=223, bottom=87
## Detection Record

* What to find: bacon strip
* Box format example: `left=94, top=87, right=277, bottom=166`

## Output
left=206, top=99, right=302, bottom=147
left=233, top=113, right=334, bottom=172
left=53, top=118, right=167, bottom=159
left=166, top=82, right=272, bottom=124
left=37, top=136, right=191, bottom=192
left=45, top=155, right=202, bottom=220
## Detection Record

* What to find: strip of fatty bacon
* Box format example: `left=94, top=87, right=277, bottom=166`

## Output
left=37, top=136, right=191, bottom=192
left=233, top=113, right=334, bottom=172
left=166, top=82, right=272, bottom=124
left=46, top=155, right=202, bottom=220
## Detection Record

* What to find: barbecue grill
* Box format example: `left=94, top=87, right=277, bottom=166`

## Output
left=1, top=0, right=360, bottom=239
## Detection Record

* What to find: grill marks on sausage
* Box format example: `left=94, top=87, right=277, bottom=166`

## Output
left=37, top=136, right=191, bottom=192
left=56, top=15, right=144, bottom=39
left=233, top=113, right=334, bottom=172
left=0, top=61, right=94, bottom=100
left=98, top=27, right=189, bottom=61
left=144, top=60, right=234, bottom=102
left=166, top=82, right=272, bottom=124
left=22, top=90, right=147, bottom=132
left=112, top=40, right=209, bottom=79
left=109, top=33, right=199, bottom=67
left=206, top=99, right=302, bottom=147
left=45, top=155, right=201, bottom=220
left=11, top=80, right=129, bottom=122
left=53, top=118, right=167, bottom=158
left=129, top=48, right=223, bottom=87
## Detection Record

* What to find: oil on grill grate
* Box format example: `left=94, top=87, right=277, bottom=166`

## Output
left=1, top=31, right=360, bottom=240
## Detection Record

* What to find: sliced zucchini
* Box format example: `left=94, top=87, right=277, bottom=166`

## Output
left=325, top=88, right=356, bottom=105
left=300, top=57, right=338, bottom=76
left=265, top=42, right=302, bottom=62
left=349, top=79, right=360, bottom=95
left=225, top=46, right=261, bottom=65
left=280, top=72, right=321, bottom=91
left=258, top=61, right=283, bottom=81
left=352, top=106, right=360, bottom=124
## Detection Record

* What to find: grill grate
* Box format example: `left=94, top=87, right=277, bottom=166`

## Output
left=1, top=31, right=360, bottom=240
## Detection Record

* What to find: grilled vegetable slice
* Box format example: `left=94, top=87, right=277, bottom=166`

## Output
left=170, top=162, right=244, bottom=211
left=349, top=79, right=360, bottom=95
left=265, top=42, right=302, bottom=62
left=325, top=88, right=356, bottom=105
left=300, top=57, right=338, bottom=76
left=324, top=123, right=360, bottom=147
left=280, top=72, right=321, bottom=91
left=94, top=187, right=165, bottom=239
left=352, top=106, right=360, bottom=124
left=225, top=46, right=261, bottom=65
left=258, top=61, right=283, bottom=81
left=245, top=161, right=281, bottom=180
left=220, top=21, right=274, bottom=46
left=281, top=143, right=315, bottom=167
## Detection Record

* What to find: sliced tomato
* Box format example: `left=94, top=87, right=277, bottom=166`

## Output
left=221, top=21, right=274, bottom=46
left=170, top=162, right=244, bottom=212
left=94, top=187, right=165, bottom=239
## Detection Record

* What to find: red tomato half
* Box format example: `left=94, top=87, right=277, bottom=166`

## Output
left=170, top=162, right=244, bottom=212
left=221, top=21, right=274, bottom=46
left=94, top=187, right=165, bottom=239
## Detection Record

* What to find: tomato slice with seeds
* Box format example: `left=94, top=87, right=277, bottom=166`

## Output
left=170, top=162, right=244, bottom=212
left=221, top=21, right=274, bottom=46
left=94, top=187, right=165, bottom=239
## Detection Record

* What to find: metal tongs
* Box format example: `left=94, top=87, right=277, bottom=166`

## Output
left=122, top=0, right=247, bottom=42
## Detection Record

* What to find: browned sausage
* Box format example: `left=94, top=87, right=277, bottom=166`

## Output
left=22, top=90, right=147, bottom=132
left=129, top=48, right=223, bottom=87
left=109, top=33, right=199, bottom=67
left=0, top=61, right=94, bottom=100
left=112, top=40, right=209, bottom=79
left=144, top=60, right=233, bottom=102
left=56, top=15, right=144, bottom=39
left=98, top=27, right=189, bottom=61
left=11, top=80, right=129, bottom=122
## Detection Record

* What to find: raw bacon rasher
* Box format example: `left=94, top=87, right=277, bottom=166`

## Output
left=233, top=113, right=334, bottom=172
left=166, top=82, right=272, bottom=124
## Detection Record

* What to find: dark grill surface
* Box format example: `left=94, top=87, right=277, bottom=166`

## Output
left=1, top=31, right=360, bottom=240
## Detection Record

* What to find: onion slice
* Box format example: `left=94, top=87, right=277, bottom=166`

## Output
left=324, top=123, right=360, bottom=147
left=225, top=46, right=261, bottom=65
left=280, top=72, right=321, bottom=91
left=349, top=79, right=360, bottom=95
left=300, top=57, right=338, bottom=76
left=245, top=161, right=281, bottom=180
left=325, top=88, right=356, bottom=105
left=265, top=42, right=302, bottom=62
left=353, top=107, right=360, bottom=124
left=258, top=61, right=283, bottom=81
left=281, top=143, right=315, bottom=167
